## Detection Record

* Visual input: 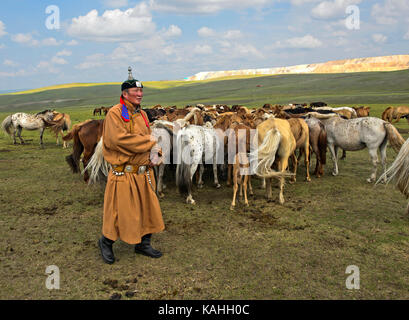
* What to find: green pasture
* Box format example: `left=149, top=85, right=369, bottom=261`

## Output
left=0, top=71, right=409, bottom=300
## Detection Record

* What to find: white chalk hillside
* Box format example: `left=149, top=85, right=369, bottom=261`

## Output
left=186, top=54, right=409, bottom=81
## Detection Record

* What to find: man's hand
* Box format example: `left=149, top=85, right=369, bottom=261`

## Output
left=149, top=147, right=163, bottom=167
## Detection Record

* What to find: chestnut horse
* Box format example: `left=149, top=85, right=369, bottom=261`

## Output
left=63, top=119, right=104, bottom=183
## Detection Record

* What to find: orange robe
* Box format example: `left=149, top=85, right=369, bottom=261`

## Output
left=102, top=98, right=164, bottom=244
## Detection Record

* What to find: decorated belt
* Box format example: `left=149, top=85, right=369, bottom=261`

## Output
left=111, top=164, right=156, bottom=193
left=112, top=164, right=147, bottom=175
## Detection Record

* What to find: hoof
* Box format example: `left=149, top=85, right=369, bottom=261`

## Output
left=289, top=179, right=296, bottom=184
left=214, top=183, right=221, bottom=189
left=366, top=178, right=375, bottom=183
left=158, top=192, right=165, bottom=199
left=230, top=205, right=235, bottom=211
left=197, top=184, right=204, bottom=189
left=332, top=171, right=338, bottom=176
left=305, top=177, right=311, bottom=182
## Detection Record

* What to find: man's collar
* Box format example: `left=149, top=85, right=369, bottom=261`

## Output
left=120, top=96, right=140, bottom=114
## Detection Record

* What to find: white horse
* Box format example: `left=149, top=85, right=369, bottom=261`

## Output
left=377, top=137, right=409, bottom=215
left=176, top=125, right=221, bottom=204
left=310, top=113, right=405, bottom=183
left=1, top=110, right=55, bottom=146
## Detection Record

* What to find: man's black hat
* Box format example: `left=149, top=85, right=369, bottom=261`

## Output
left=121, top=79, right=143, bottom=91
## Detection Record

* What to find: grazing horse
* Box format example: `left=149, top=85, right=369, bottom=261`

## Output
left=314, top=113, right=405, bottom=183
left=63, top=119, right=104, bottom=183
left=382, top=106, right=409, bottom=124
left=252, top=117, right=296, bottom=204
left=377, top=137, right=409, bottom=215
left=1, top=110, right=55, bottom=146
left=304, top=116, right=327, bottom=178
left=176, top=125, right=221, bottom=204
left=93, top=108, right=102, bottom=116
left=47, top=111, right=72, bottom=148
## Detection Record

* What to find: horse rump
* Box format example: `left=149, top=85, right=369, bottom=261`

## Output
left=175, top=138, right=193, bottom=195
left=1, top=115, right=13, bottom=135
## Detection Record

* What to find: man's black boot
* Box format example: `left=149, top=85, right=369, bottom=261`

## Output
left=134, top=234, right=162, bottom=258
left=98, top=235, right=115, bottom=264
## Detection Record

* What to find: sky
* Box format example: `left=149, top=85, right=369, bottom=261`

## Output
left=0, top=0, right=408, bottom=92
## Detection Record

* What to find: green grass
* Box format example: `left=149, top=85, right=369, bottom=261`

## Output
left=0, top=71, right=409, bottom=300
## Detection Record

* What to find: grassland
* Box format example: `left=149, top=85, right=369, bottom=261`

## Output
left=0, top=71, right=409, bottom=300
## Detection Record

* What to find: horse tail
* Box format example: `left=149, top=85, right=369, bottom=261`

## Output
left=1, top=115, right=13, bottom=135
left=318, top=122, right=327, bottom=165
left=62, top=120, right=91, bottom=141
left=65, top=127, right=84, bottom=173
left=377, top=137, right=409, bottom=198
left=63, top=114, right=72, bottom=132
left=176, top=131, right=193, bottom=195
left=253, top=129, right=293, bottom=178
left=83, top=137, right=110, bottom=184
left=384, top=122, right=405, bottom=153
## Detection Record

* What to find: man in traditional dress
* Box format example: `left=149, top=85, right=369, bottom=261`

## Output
left=98, top=73, right=165, bottom=264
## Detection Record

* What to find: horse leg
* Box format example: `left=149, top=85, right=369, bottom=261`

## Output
left=260, top=177, right=266, bottom=189
left=243, top=174, right=249, bottom=207
left=39, top=127, right=45, bottom=147
left=328, top=144, right=339, bottom=176
left=248, top=175, right=254, bottom=196
left=265, top=177, right=273, bottom=201
left=278, top=157, right=290, bottom=205
left=227, top=164, right=232, bottom=187
left=213, top=155, right=221, bottom=188
left=379, top=139, right=388, bottom=183
left=16, top=126, right=24, bottom=144
left=230, top=160, right=239, bottom=210
left=289, top=152, right=298, bottom=183
left=197, top=164, right=204, bottom=188
left=157, top=164, right=166, bottom=198
left=304, top=141, right=311, bottom=182
left=367, top=147, right=379, bottom=183
left=340, top=149, right=346, bottom=160
left=12, top=126, right=17, bottom=144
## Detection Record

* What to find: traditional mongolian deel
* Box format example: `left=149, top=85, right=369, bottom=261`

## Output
left=102, top=96, right=164, bottom=244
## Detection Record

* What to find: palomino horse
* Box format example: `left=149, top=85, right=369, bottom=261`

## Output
left=176, top=125, right=221, bottom=204
left=63, top=119, right=104, bottom=183
left=1, top=110, right=55, bottom=146
left=47, top=111, right=72, bottom=148
left=312, top=113, right=405, bottom=183
left=252, top=117, right=296, bottom=204
left=382, top=106, right=409, bottom=124
left=377, top=137, right=409, bottom=215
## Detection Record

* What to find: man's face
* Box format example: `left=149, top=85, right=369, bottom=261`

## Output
left=123, top=88, right=143, bottom=105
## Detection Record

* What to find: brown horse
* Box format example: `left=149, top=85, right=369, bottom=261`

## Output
left=93, top=108, right=102, bottom=116
left=287, top=118, right=311, bottom=182
left=63, top=119, right=104, bottom=183
left=354, top=106, right=370, bottom=117
left=47, top=111, right=72, bottom=148
left=383, top=106, right=409, bottom=124
left=304, top=116, right=327, bottom=178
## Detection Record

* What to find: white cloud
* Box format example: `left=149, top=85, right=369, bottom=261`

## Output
left=67, top=40, right=79, bottom=46
left=162, top=25, right=182, bottom=38
left=198, top=27, right=216, bottom=37
left=11, top=33, right=39, bottom=46
left=371, top=0, right=409, bottom=25
left=149, top=0, right=271, bottom=14
left=42, top=37, right=63, bottom=46
left=223, top=30, right=242, bottom=40
left=404, top=30, right=409, bottom=40
left=275, top=34, right=323, bottom=49
left=56, top=49, right=72, bottom=57
left=67, top=3, right=156, bottom=41
left=194, top=44, right=213, bottom=55
left=372, top=33, right=387, bottom=44
left=51, top=56, right=68, bottom=65
left=311, top=0, right=361, bottom=20
left=0, top=20, right=6, bottom=37
left=3, top=59, right=19, bottom=67
left=104, top=0, right=129, bottom=8
left=291, top=0, right=321, bottom=5
left=76, top=53, right=106, bottom=70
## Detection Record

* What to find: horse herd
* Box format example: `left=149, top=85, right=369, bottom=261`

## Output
left=1, top=103, right=409, bottom=214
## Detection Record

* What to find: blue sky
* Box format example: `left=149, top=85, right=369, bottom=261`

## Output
left=0, top=0, right=408, bottom=91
